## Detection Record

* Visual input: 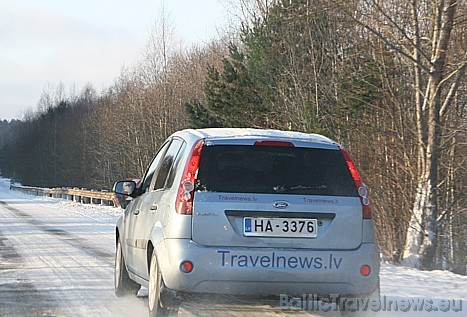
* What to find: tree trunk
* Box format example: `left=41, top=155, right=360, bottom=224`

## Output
left=403, top=0, right=459, bottom=269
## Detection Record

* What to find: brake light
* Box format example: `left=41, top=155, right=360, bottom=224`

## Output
left=340, top=148, right=372, bottom=219
left=254, top=140, right=294, bottom=147
left=176, top=139, right=204, bottom=215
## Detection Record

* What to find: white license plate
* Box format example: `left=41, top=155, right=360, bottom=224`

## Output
left=243, top=217, right=318, bottom=238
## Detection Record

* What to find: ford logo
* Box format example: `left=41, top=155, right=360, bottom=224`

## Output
left=273, top=201, right=289, bottom=209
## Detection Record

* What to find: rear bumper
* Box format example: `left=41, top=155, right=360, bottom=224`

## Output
left=158, top=239, right=380, bottom=297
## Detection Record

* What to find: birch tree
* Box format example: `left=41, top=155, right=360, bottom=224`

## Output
left=345, top=0, right=465, bottom=269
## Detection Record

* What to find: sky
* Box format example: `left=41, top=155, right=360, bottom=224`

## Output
left=0, top=0, right=232, bottom=121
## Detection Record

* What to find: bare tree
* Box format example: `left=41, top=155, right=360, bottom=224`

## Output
left=342, top=0, right=466, bottom=268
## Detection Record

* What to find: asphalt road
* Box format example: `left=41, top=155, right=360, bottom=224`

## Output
left=0, top=189, right=334, bottom=317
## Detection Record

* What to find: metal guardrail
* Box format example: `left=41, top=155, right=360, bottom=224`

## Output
left=10, top=184, right=120, bottom=207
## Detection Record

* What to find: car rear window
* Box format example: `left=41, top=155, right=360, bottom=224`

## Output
left=196, top=145, right=358, bottom=197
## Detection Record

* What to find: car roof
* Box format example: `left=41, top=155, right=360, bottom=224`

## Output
left=175, top=128, right=338, bottom=146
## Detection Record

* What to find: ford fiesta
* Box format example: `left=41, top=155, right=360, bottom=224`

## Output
left=113, top=128, right=380, bottom=316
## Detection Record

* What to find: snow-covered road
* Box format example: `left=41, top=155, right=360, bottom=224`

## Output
left=0, top=184, right=147, bottom=316
left=0, top=178, right=465, bottom=317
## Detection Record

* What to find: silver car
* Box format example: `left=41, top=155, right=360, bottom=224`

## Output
left=113, top=128, right=380, bottom=316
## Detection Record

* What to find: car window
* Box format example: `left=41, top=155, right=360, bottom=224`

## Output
left=197, top=145, right=357, bottom=196
left=165, top=141, right=186, bottom=189
left=153, top=139, right=183, bottom=190
left=140, top=141, right=171, bottom=193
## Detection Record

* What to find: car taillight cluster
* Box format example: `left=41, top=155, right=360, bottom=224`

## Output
left=340, top=148, right=372, bottom=219
left=175, top=139, right=204, bottom=215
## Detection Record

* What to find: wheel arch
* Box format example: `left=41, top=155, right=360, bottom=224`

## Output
left=147, top=241, right=155, bottom=275
left=115, top=227, right=120, bottom=246
left=146, top=226, right=169, bottom=287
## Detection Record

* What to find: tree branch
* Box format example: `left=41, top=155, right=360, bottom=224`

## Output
left=348, top=12, right=432, bottom=74
left=440, top=59, right=467, bottom=117
left=365, top=0, right=433, bottom=65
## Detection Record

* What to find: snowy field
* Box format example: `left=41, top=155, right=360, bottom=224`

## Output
left=1, top=178, right=465, bottom=316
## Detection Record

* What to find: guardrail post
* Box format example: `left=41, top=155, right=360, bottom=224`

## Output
left=67, top=189, right=73, bottom=201
left=81, top=189, right=90, bottom=204
left=101, top=190, right=108, bottom=206
left=73, top=187, right=81, bottom=203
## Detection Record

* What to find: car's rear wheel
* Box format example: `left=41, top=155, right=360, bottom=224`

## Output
left=148, top=250, right=170, bottom=317
left=115, top=239, right=140, bottom=297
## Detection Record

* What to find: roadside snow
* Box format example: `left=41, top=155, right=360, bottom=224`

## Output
left=1, top=178, right=122, bottom=225
left=381, top=264, right=466, bottom=299
left=377, top=264, right=465, bottom=316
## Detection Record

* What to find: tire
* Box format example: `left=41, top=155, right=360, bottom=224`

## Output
left=148, top=250, right=171, bottom=317
left=115, top=239, right=140, bottom=297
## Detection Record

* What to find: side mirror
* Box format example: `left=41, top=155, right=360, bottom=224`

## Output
left=113, top=180, right=137, bottom=197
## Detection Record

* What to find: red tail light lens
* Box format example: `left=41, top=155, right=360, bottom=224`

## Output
left=340, top=148, right=372, bottom=219
left=254, top=140, right=294, bottom=147
left=176, top=139, right=204, bottom=215
left=360, top=264, right=371, bottom=276
left=180, top=261, right=194, bottom=273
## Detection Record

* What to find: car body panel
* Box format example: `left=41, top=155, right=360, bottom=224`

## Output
left=192, top=192, right=363, bottom=249
left=158, top=239, right=380, bottom=296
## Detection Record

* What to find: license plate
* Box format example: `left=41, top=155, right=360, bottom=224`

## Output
left=243, top=217, right=318, bottom=238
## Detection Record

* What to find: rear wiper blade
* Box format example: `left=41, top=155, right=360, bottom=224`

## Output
left=273, top=184, right=327, bottom=192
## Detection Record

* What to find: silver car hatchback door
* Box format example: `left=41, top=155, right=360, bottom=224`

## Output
left=191, top=142, right=364, bottom=250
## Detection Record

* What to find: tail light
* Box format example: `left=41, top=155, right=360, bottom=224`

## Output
left=340, top=148, right=372, bottom=219
left=360, top=264, right=371, bottom=276
left=175, top=139, right=204, bottom=215
left=180, top=261, right=194, bottom=273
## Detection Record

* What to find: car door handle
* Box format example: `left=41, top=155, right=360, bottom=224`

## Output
left=150, top=203, right=158, bottom=211
left=133, top=209, right=140, bottom=215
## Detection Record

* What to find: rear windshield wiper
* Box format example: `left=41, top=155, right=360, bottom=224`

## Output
left=273, top=184, right=327, bottom=192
